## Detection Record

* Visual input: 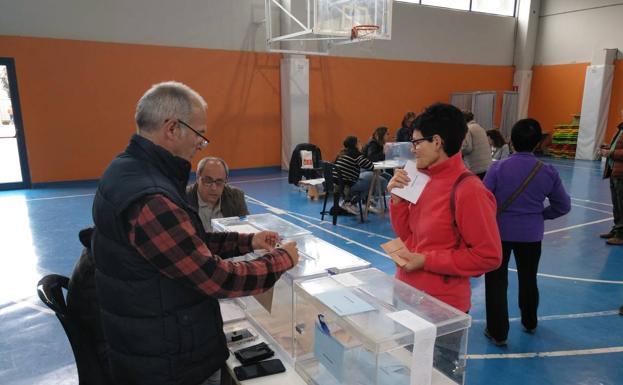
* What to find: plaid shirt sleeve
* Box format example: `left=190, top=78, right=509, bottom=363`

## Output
left=127, top=194, right=294, bottom=298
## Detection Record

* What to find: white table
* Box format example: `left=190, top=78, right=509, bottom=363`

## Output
left=221, top=319, right=307, bottom=385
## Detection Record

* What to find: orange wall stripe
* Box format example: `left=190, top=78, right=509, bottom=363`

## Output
left=309, top=56, right=513, bottom=161
left=529, top=63, right=588, bottom=135
left=1, top=36, right=514, bottom=183
left=0, top=36, right=282, bottom=183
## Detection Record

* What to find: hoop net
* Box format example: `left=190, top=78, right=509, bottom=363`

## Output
left=350, top=25, right=380, bottom=40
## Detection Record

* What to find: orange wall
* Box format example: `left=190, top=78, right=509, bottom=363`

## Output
left=309, top=56, right=513, bottom=161
left=606, top=60, right=623, bottom=141
left=0, top=36, right=282, bottom=183
left=529, top=63, right=588, bottom=134
left=1, top=36, right=515, bottom=183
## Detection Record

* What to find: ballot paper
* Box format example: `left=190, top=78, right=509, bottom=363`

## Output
left=380, top=238, right=408, bottom=267
left=390, top=160, right=430, bottom=204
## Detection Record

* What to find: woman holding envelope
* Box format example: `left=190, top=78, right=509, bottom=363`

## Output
left=387, top=103, right=502, bottom=314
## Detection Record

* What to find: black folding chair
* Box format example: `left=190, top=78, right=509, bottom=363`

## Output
left=37, top=274, right=111, bottom=385
left=320, top=161, right=364, bottom=225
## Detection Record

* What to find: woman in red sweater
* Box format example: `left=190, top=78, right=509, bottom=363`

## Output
left=388, top=103, right=502, bottom=313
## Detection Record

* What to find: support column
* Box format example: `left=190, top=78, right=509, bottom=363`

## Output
left=512, top=0, right=540, bottom=120
left=575, top=49, right=617, bottom=160
left=280, top=55, right=309, bottom=170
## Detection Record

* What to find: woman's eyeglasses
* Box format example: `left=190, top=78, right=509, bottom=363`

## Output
left=410, top=136, right=434, bottom=146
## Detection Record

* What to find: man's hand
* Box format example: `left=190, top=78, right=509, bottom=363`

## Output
left=387, top=168, right=411, bottom=204
left=278, top=241, right=300, bottom=266
left=252, top=231, right=280, bottom=251
left=394, top=249, right=426, bottom=272
left=601, top=148, right=611, bottom=158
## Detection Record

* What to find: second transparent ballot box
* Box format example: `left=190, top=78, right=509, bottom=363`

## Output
left=212, top=213, right=311, bottom=239
left=211, top=214, right=371, bottom=361
left=293, top=268, right=471, bottom=385
left=384, top=142, right=415, bottom=161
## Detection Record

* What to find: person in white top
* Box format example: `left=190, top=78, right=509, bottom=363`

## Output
left=486, top=129, right=510, bottom=161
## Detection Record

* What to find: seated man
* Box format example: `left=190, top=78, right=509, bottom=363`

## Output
left=187, top=156, right=249, bottom=231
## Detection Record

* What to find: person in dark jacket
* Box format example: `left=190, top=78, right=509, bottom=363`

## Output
left=600, top=112, right=623, bottom=245
left=186, top=156, right=249, bottom=231
left=362, top=126, right=389, bottom=162
left=91, top=81, right=300, bottom=385
left=396, top=112, right=416, bottom=142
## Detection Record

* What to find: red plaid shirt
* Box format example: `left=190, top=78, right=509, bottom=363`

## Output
left=127, top=194, right=293, bottom=298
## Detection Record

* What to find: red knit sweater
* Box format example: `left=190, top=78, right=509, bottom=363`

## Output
left=390, top=153, right=502, bottom=312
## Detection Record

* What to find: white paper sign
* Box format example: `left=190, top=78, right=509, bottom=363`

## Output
left=390, top=160, right=430, bottom=204
left=387, top=310, right=437, bottom=385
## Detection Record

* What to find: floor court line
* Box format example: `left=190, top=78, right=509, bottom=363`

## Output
left=245, top=195, right=391, bottom=259
left=467, top=346, right=623, bottom=360
left=543, top=217, right=613, bottom=235
left=471, top=309, right=621, bottom=324
left=570, top=197, right=612, bottom=207
left=509, top=268, right=623, bottom=285
left=570, top=203, right=613, bottom=214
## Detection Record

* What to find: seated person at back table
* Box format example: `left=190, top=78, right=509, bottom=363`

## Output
left=187, top=156, right=249, bottom=231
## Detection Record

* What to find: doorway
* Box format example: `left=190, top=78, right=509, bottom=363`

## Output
left=0, top=58, right=30, bottom=190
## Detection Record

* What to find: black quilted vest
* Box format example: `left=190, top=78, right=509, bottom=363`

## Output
left=92, top=134, right=228, bottom=385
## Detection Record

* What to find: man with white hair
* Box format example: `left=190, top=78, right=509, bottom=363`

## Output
left=186, top=156, right=249, bottom=232
left=91, top=81, right=299, bottom=385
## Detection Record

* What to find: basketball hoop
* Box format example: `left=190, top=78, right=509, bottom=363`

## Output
left=351, top=25, right=380, bottom=40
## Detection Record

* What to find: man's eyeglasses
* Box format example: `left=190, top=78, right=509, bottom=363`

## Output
left=410, top=136, right=434, bottom=146
left=177, top=119, right=210, bottom=149
left=200, top=176, right=226, bottom=188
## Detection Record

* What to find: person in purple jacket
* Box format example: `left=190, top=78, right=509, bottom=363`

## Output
left=482, top=118, right=571, bottom=346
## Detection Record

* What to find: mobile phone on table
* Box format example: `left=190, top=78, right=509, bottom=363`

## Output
left=234, top=342, right=274, bottom=364
left=233, top=358, right=286, bottom=381
left=225, top=328, right=255, bottom=344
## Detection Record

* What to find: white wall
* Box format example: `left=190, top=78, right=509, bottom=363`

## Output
left=535, top=0, right=623, bottom=65
left=0, top=0, right=516, bottom=65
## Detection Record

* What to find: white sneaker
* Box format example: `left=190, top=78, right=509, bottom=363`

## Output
left=341, top=202, right=359, bottom=215
left=367, top=204, right=383, bottom=215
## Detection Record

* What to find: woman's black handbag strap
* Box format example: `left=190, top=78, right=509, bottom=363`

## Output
left=497, top=160, right=543, bottom=215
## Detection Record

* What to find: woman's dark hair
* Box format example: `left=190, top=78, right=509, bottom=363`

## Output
left=413, top=103, right=468, bottom=156
left=401, top=112, right=416, bottom=128
left=486, top=129, right=506, bottom=148
left=372, top=126, right=389, bottom=145
left=511, top=118, right=543, bottom=152
left=339, top=135, right=361, bottom=157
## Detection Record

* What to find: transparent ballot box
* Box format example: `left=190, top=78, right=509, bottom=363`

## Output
left=212, top=213, right=311, bottom=239
left=384, top=142, right=415, bottom=161
left=293, top=268, right=471, bottom=385
left=238, top=234, right=371, bottom=362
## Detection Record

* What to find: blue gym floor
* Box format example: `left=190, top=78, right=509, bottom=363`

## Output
left=0, top=157, right=622, bottom=385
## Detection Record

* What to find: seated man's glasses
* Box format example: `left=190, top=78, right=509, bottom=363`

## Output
left=410, top=136, right=434, bottom=147
left=177, top=119, right=210, bottom=149
left=200, top=176, right=226, bottom=188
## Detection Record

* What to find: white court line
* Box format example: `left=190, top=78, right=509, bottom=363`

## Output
left=570, top=203, right=614, bottom=214
left=245, top=195, right=391, bottom=259
left=543, top=217, right=613, bottom=235
left=509, top=268, right=623, bottom=284
left=467, top=346, right=623, bottom=359
left=571, top=197, right=612, bottom=207
left=229, top=176, right=288, bottom=184
left=471, top=309, right=620, bottom=324
left=286, top=211, right=394, bottom=241
left=25, top=193, right=95, bottom=202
